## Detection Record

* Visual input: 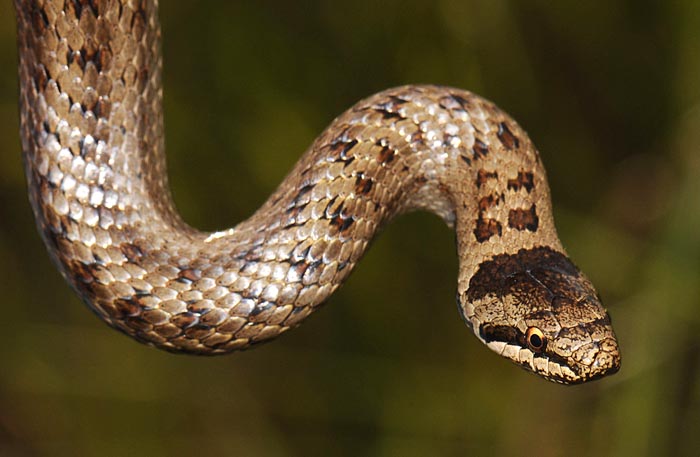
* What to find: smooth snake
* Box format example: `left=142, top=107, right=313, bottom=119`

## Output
left=14, top=0, right=621, bottom=384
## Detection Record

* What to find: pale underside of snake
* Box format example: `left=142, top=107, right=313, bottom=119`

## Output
left=15, top=0, right=620, bottom=384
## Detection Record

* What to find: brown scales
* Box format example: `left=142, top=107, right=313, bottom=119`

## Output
left=508, top=205, right=539, bottom=232
left=14, top=0, right=619, bottom=382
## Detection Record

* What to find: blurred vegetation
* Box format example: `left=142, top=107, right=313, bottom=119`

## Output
left=1, top=1, right=700, bottom=455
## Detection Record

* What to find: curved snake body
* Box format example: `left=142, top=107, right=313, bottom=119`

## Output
left=14, top=0, right=620, bottom=383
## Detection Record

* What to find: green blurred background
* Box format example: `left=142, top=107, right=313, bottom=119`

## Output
left=1, top=1, right=700, bottom=455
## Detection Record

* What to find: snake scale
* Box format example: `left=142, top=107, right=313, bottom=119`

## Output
left=14, top=0, right=620, bottom=384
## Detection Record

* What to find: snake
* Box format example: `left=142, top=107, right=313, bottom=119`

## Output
left=14, top=0, right=620, bottom=384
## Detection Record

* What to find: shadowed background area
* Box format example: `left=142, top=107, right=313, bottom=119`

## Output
left=1, top=1, right=699, bottom=456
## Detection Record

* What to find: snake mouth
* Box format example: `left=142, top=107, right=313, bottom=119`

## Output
left=484, top=334, right=621, bottom=384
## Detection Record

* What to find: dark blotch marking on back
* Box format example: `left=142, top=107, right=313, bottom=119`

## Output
left=330, top=214, right=356, bottom=233
left=95, top=98, right=111, bottom=118
left=177, top=268, right=201, bottom=284
left=323, top=196, right=356, bottom=233
left=378, top=110, right=403, bottom=120
left=507, top=171, right=534, bottom=193
left=409, top=130, right=424, bottom=146
left=96, top=45, right=112, bottom=74
left=473, top=139, right=489, bottom=160
left=172, top=312, right=199, bottom=329
left=184, top=324, right=214, bottom=340
left=234, top=247, right=263, bottom=263
left=293, top=244, right=312, bottom=263
left=290, top=183, right=313, bottom=206
left=114, top=297, right=142, bottom=318
left=373, top=95, right=408, bottom=114
left=478, top=193, right=504, bottom=211
left=121, top=242, right=144, bottom=263
left=250, top=301, right=275, bottom=317
left=328, top=139, right=358, bottom=167
left=68, top=49, right=87, bottom=72
left=72, top=261, right=99, bottom=284
left=324, top=196, right=343, bottom=219
left=136, top=67, right=150, bottom=93
left=371, top=96, right=407, bottom=120
left=124, top=316, right=151, bottom=332
left=474, top=218, right=502, bottom=243
left=285, top=183, right=313, bottom=221
left=376, top=139, right=396, bottom=164
left=449, top=93, right=471, bottom=111
left=497, top=122, right=519, bottom=150
left=290, top=261, right=309, bottom=280
left=302, top=259, right=324, bottom=284
left=476, top=169, right=498, bottom=188
left=508, top=205, right=539, bottom=232
left=32, top=7, right=50, bottom=29
left=355, top=172, right=373, bottom=195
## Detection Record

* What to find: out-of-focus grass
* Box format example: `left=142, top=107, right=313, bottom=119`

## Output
left=1, top=1, right=699, bottom=456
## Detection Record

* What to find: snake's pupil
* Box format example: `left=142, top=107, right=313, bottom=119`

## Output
left=530, top=334, right=542, bottom=348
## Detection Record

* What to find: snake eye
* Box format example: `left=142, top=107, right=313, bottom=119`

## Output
left=526, top=327, right=546, bottom=352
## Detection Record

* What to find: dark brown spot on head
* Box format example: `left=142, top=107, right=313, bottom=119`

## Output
left=507, top=171, right=534, bottom=193
left=466, top=247, right=580, bottom=302
left=497, top=122, right=519, bottom=150
left=508, top=205, right=539, bottom=232
left=474, top=218, right=502, bottom=242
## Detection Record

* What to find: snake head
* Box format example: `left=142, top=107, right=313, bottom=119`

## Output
left=459, top=247, right=620, bottom=384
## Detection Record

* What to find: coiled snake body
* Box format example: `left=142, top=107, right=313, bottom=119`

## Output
left=15, top=0, right=620, bottom=384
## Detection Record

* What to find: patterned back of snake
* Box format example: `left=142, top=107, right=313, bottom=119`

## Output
left=15, top=0, right=620, bottom=384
